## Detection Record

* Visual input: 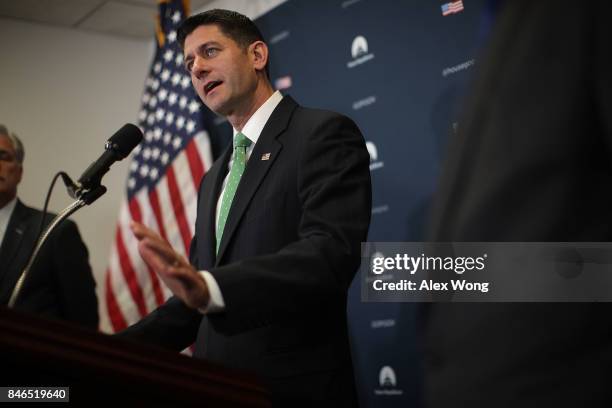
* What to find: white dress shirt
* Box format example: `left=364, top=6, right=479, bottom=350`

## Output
left=0, top=197, right=17, bottom=249
left=199, top=90, right=284, bottom=313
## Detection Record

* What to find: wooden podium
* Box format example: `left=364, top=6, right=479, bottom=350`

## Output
left=0, top=308, right=270, bottom=406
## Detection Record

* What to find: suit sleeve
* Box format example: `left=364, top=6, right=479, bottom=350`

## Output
left=209, top=114, right=372, bottom=334
left=51, top=220, right=99, bottom=328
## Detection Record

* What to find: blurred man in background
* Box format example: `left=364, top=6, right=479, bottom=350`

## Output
left=0, top=124, right=98, bottom=328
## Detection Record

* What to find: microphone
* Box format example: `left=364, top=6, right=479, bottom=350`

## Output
left=76, top=123, right=143, bottom=192
left=9, top=124, right=143, bottom=307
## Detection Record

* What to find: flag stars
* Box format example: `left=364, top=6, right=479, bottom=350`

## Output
left=155, top=108, right=165, bottom=121
left=186, top=120, right=195, bottom=133
left=161, top=69, right=170, bottom=82
left=173, top=136, right=182, bottom=149
left=188, top=99, right=200, bottom=114
left=153, top=127, right=162, bottom=140
left=149, top=168, right=159, bottom=180
left=168, top=92, right=178, bottom=105
left=128, top=6, right=208, bottom=196
left=161, top=152, right=170, bottom=165
left=165, top=112, right=175, bottom=125
left=180, top=76, right=190, bottom=89
left=176, top=116, right=186, bottom=130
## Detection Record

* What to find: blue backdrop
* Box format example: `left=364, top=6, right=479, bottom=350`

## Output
left=204, top=0, right=492, bottom=405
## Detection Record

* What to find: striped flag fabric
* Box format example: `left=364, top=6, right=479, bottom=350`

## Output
left=441, top=0, right=464, bottom=16
left=103, top=0, right=213, bottom=333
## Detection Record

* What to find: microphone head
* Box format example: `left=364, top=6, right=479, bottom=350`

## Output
left=105, top=123, right=143, bottom=158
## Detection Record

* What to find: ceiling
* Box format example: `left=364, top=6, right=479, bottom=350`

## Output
left=0, top=0, right=216, bottom=40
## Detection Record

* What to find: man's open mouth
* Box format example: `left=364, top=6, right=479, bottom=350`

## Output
left=204, top=81, right=222, bottom=95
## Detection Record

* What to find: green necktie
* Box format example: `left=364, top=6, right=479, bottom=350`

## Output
left=216, top=132, right=251, bottom=253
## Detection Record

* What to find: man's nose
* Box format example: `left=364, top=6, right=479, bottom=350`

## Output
left=192, top=55, right=209, bottom=80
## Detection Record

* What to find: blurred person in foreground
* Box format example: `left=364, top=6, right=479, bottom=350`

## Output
left=426, top=1, right=612, bottom=407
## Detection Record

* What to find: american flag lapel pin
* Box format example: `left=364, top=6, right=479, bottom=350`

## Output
left=261, top=153, right=271, bottom=161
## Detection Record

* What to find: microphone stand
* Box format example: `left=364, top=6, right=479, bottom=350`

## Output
left=7, top=185, right=107, bottom=308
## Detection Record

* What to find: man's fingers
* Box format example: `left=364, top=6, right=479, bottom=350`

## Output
left=130, top=221, right=162, bottom=242
left=131, top=222, right=184, bottom=265
left=141, top=237, right=183, bottom=264
left=138, top=241, right=171, bottom=272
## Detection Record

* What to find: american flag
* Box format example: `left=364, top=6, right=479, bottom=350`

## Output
left=274, top=75, right=292, bottom=91
left=103, top=0, right=213, bottom=333
left=441, top=0, right=464, bottom=16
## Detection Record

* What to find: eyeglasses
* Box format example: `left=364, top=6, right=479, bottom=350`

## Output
left=0, top=150, right=17, bottom=163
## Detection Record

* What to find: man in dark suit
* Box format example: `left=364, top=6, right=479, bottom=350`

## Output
left=426, top=1, right=612, bottom=407
left=0, top=125, right=98, bottom=328
left=120, top=9, right=371, bottom=405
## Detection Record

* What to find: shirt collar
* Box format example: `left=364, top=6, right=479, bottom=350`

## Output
left=0, top=196, right=18, bottom=242
left=0, top=196, right=17, bottom=219
left=232, top=90, right=283, bottom=147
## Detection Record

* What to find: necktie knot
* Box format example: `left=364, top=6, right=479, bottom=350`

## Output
left=234, top=132, right=251, bottom=149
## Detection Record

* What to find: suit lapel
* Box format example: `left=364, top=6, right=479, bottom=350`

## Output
left=215, top=96, right=298, bottom=264
left=0, top=201, right=32, bottom=298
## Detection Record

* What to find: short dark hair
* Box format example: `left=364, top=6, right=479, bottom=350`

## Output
left=178, top=9, right=269, bottom=78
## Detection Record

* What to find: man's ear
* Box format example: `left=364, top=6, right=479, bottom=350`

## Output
left=250, top=41, right=269, bottom=73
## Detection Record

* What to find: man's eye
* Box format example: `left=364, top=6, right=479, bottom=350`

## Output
left=0, top=153, right=14, bottom=162
left=205, top=48, right=218, bottom=57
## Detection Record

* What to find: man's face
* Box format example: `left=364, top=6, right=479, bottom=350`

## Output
left=183, top=24, right=259, bottom=116
left=0, top=136, right=22, bottom=201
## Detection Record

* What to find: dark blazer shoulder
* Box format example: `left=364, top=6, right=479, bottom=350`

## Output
left=12, top=200, right=76, bottom=231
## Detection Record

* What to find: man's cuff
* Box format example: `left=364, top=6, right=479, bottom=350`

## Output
left=197, top=271, right=225, bottom=314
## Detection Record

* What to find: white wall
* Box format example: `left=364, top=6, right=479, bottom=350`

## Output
left=0, top=18, right=151, bottom=318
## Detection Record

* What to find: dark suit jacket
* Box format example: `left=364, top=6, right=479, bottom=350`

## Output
left=0, top=200, right=98, bottom=328
left=120, top=96, right=372, bottom=405
left=426, top=2, right=612, bottom=407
